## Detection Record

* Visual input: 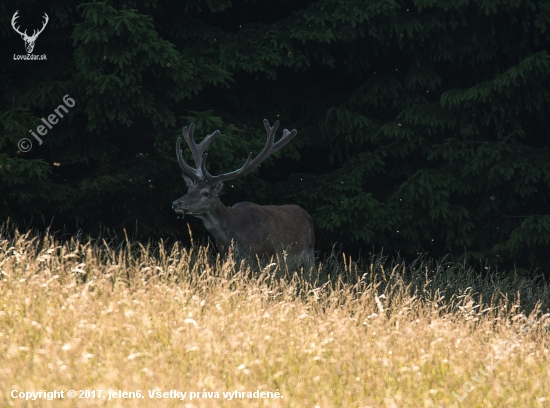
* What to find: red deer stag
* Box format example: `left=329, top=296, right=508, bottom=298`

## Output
left=172, top=119, right=314, bottom=265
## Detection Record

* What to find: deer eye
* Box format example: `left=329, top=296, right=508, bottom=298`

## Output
left=201, top=191, right=209, bottom=198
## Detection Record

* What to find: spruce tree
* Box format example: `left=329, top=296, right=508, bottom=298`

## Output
left=1, top=0, right=549, bottom=273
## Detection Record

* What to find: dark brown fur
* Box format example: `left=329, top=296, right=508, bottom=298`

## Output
left=173, top=181, right=315, bottom=263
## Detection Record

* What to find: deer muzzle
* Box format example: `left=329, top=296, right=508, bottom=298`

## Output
left=172, top=200, right=187, bottom=215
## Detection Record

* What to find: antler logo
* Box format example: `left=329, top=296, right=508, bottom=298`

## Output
left=11, top=11, right=49, bottom=54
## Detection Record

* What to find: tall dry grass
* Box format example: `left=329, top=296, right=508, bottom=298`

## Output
left=1, top=229, right=549, bottom=407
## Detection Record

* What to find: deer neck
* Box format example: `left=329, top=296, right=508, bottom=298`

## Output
left=197, top=197, right=236, bottom=247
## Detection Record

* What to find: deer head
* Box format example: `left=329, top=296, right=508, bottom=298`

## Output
left=172, top=119, right=297, bottom=216
left=11, top=11, right=49, bottom=54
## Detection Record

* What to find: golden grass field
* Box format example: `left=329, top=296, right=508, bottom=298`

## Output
left=1, top=230, right=549, bottom=407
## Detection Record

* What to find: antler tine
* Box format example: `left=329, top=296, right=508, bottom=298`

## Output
left=244, top=119, right=297, bottom=171
left=207, top=119, right=297, bottom=184
left=182, top=124, right=200, bottom=168
left=182, top=123, right=220, bottom=170
left=176, top=136, right=202, bottom=182
left=262, top=118, right=297, bottom=152
left=33, top=13, right=49, bottom=38
left=11, top=11, right=26, bottom=36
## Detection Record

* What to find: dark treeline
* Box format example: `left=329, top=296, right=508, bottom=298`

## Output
left=1, top=0, right=549, bottom=274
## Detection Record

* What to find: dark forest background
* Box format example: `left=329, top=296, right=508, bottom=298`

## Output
left=1, top=0, right=549, bottom=275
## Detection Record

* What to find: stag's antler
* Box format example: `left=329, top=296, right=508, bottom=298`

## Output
left=176, top=123, right=220, bottom=182
left=176, top=119, right=297, bottom=184
left=36, top=13, right=49, bottom=37
left=204, top=119, right=297, bottom=183
left=11, top=11, right=26, bottom=37
left=11, top=11, right=49, bottom=40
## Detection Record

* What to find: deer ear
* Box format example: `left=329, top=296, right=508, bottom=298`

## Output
left=182, top=173, right=194, bottom=188
left=214, top=180, right=224, bottom=194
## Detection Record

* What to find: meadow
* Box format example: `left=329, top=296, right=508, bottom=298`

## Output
left=1, top=230, right=549, bottom=407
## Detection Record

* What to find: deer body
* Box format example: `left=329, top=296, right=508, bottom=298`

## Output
left=192, top=199, right=313, bottom=260
left=172, top=120, right=315, bottom=264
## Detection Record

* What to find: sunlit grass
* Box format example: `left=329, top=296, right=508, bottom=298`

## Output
left=1, top=230, right=549, bottom=407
